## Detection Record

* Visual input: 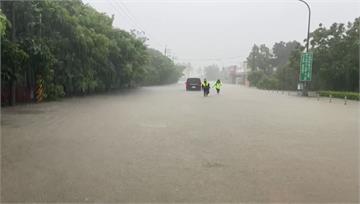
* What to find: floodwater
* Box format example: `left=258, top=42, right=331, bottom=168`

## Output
left=1, top=84, right=359, bottom=202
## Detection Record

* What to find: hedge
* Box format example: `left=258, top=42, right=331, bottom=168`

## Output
left=318, top=91, right=360, bottom=101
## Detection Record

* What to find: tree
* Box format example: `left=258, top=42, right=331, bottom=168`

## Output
left=246, top=41, right=301, bottom=90
left=246, top=44, right=273, bottom=74
left=275, top=45, right=303, bottom=90
left=0, top=10, right=8, bottom=37
left=1, top=0, right=184, bottom=105
left=246, top=18, right=359, bottom=92
left=247, top=70, right=265, bottom=87
left=142, top=48, right=184, bottom=85
left=272, top=41, right=301, bottom=69
left=308, top=19, right=359, bottom=92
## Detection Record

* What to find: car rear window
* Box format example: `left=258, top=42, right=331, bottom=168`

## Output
left=187, top=78, right=201, bottom=83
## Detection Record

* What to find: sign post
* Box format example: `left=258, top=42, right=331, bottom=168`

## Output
left=299, top=52, right=313, bottom=96
left=300, top=52, right=313, bottom=81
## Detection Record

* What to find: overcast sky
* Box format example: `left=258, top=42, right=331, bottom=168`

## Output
left=83, top=0, right=359, bottom=68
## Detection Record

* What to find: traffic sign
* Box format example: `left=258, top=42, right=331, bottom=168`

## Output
left=300, top=52, right=313, bottom=81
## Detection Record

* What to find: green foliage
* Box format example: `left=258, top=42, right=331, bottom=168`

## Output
left=246, top=18, right=359, bottom=92
left=247, top=41, right=302, bottom=90
left=142, top=48, right=184, bottom=85
left=272, top=41, right=301, bottom=68
left=45, top=84, right=65, bottom=100
left=275, top=44, right=303, bottom=90
left=247, top=70, right=265, bottom=87
left=247, top=70, right=279, bottom=89
left=247, top=44, right=274, bottom=74
left=1, top=0, right=183, bottom=104
left=257, top=76, right=279, bottom=90
left=309, top=19, right=359, bottom=92
left=318, top=91, right=359, bottom=101
left=0, top=10, right=8, bottom=37
left=1, top=39, right=29, bottom=81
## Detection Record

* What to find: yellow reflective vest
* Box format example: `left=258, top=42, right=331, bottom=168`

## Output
left=213, top=82, right=222, bottom=89
left=202, top=81, right=210, bottom=88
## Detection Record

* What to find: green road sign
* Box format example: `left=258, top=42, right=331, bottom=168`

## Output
left=300, top=52, right=313, bottom=81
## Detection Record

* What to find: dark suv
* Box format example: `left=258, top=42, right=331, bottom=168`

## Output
left=186, top=78, right=201, bottom=91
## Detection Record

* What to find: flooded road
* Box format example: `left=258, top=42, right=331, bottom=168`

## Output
left=1, top=84, right=359, bottom=202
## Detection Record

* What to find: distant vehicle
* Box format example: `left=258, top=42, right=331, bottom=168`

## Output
left=186, top=78, right=201, bottom=91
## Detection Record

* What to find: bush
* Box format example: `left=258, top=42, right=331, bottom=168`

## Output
left=247, top=70, right=265, bottom=87
left=319, top=91, right=359, bottom=101
left=257, top=76, right=279, bottom=90
left=45, top=84, right=65, bottom=100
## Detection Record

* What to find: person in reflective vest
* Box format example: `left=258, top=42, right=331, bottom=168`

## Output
left=201, top=79, right=210, bottom=97
left=213, top=79, right=222, bottom=94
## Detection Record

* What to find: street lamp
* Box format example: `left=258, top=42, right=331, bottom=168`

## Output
left=297, top=0, right=311, bottom=52
left=297, top=0, right=311, bottom=96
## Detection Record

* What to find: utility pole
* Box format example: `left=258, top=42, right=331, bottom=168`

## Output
left=297, top=0, right=311, bottom=96
left=164, top=45, right=167, bottom=57
left=33, top=12, right=42, bottom=102
left=39, top=13, right=42, bottom=43
left=10, top=1, right=16, bottom=105
left=298, top=0, right=311, bottom=52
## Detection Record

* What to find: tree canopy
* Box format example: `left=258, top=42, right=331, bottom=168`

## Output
left=1, top=0, right=183, bottom=105
left=246, top=17, right=359, bottom=92
left=141, top=48, right=185, bottom=86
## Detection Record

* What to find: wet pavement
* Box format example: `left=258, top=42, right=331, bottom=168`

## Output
left=1, top=84, right=359, bottom=202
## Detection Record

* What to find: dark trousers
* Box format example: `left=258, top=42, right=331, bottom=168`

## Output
left=203, top=88, right=209, bottom=96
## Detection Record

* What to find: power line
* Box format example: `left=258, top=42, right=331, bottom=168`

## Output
left=107, top=2, right=239, bottom=64
left=112, top=0, right=165, bottom=48
left=110, top=0, right=143, bottom=31
left=110, top=0, right=181, bottom=61
left=117, top=1, right=145, bottom=31
left=118, top=0, right=165, bottom=47
left=109, top=1, right=158, bottom=44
